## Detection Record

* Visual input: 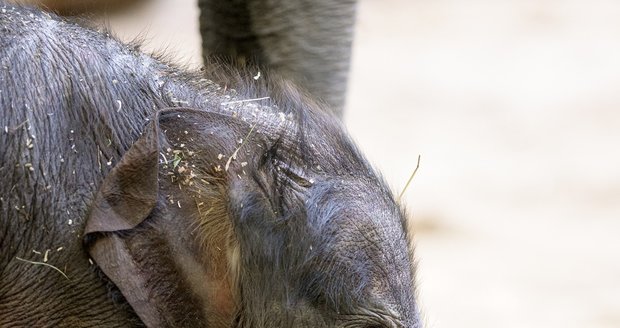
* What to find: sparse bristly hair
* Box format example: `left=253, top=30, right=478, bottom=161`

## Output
left=0, top=2, right=421, bottom=327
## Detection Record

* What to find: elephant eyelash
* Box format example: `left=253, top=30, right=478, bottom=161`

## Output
left=258, top=138, right=313, bottom=189
left=272, top=158, right=313, bottom=189
left=253, top=140, right=311, bottom=216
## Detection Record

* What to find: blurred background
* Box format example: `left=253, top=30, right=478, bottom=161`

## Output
left=17, top=0, right=620, bottom=327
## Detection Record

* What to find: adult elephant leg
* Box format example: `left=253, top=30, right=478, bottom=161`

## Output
left=198, top=0, right=357, bottom=118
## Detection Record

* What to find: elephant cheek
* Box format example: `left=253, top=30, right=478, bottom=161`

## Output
left=177, top=249, right=238, bottom=327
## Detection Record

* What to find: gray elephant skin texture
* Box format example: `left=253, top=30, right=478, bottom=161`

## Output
left=0, top=3, right=420, bottom=327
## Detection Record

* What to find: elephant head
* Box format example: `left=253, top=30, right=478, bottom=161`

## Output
left=85, top=100, right=420, bottom=327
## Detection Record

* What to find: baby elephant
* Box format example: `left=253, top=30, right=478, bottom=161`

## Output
left=0, top=2, right=421, bottom=327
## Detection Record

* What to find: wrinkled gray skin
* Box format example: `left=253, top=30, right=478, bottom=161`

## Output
left=199, top=0, right=357, bottom=117
left=0, top=3, right=419, bottom=328
left=12, top=0, right=357, bottom=117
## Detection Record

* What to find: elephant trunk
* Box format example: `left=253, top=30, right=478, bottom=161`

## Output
left=198, top=0, right=357, bottom=118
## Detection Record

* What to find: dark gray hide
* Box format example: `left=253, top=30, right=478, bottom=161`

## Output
left=0, top=3, right=420, bottom=327
left=199, top=0, right=357, bottom=117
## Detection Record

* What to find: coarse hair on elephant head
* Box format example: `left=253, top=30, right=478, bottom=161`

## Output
left=12, top=0, right=358, bottom=117
left=83, top=81, right=420, bottom=327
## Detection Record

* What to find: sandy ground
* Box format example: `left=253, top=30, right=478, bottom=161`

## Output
left=37, top=0, right=620, bottom=327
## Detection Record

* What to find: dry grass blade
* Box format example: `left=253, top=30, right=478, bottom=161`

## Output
left=220, top=97, right=270, bottom=106
left=15, top=256, right=69, bottom=280
left=225, top=124, right=257, bottom=171
left=398, top=154, right=421, bottom=202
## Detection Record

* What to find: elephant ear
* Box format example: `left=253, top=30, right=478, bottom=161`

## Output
left=84, top=113, right=164, bottom=327
left=85, top=119, right=160, bottom=234
left=84, top=109, right=254, bottom=328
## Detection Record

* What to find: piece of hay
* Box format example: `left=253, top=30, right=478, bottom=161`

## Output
left=15, top=256, right=69, bottom=280
left=398, top=154, right=421, bottom=202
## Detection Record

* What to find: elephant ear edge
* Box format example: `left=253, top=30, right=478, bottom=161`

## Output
left=83, top=112, right=164, bottom=327
left=85, top=118, right=160, bottom=234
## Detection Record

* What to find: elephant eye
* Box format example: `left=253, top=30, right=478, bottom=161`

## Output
left=272, top=158, right=313, bottom=188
